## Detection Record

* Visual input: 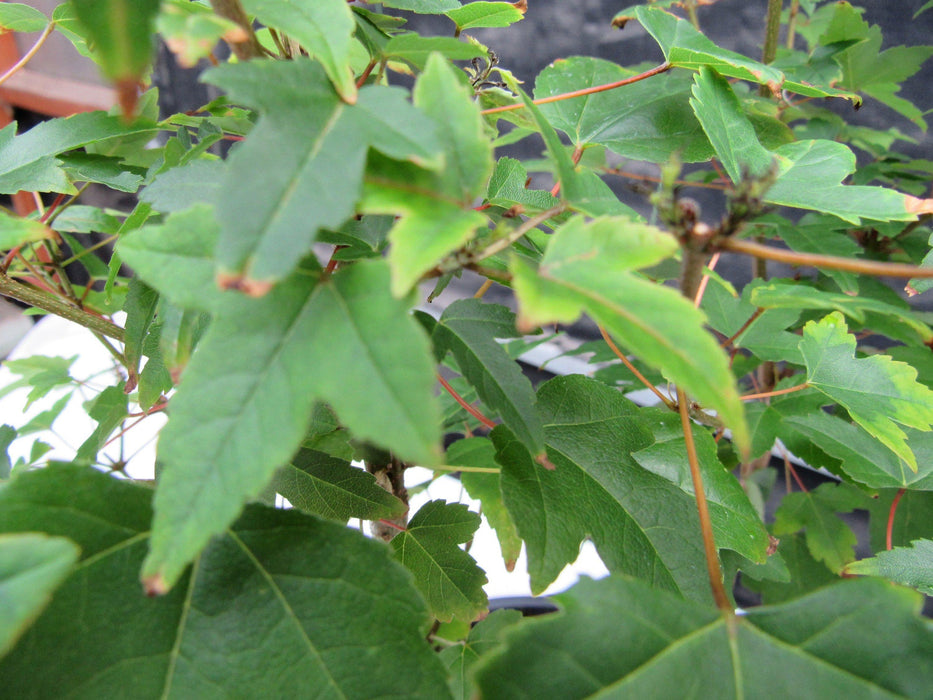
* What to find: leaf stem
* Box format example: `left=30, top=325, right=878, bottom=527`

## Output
left=0, top=273, right=125, bottom=342
left=741, top=383, right=809, bottom=401
left=433, top=463, right=501, bottom=474
left=678, top=386, right=732, bottom=613
left=0, top=21, right=55, bottom=88
left=720, top=307, right=764, bottom=348
left=480, top=62, right=672, bottom=115
left=718, top=237, right=933, bottom=279
left=886, top=488, right=906, bottom=551
left=762, top=0, right=783, bottom=65
left=437, top=373, right=497, bottom=429
left=786, top=0, right=800, bottom=48
left=598, top=325, right=676, bottom=410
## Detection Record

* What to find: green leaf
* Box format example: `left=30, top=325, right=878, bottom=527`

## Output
left=0, top=465, right=451, bottom=698
left=118, top=205, right=227, bottom=313
left=71, top=0, right=160, bottom=82
left=364, top=53, right=492, bottom=296
left=689, top=66, right=774, bottom=182
left=445, top=2, right=525, bottom=31
left=766, top=140, right=919, bottom=224
left=632, top=408, right=769, bottom=564
left=376, top=0, right=461, bottom=13
left=750, top=280, right=932, bottom=345
left=143, top=259, right=441, bottom=591
left=0, top=3, right=49, bottom=32
left=510, top=216, right=749, bottom=453
left=773, top=482, right=863, bottom=573
left=485, top=157, right=559, bottom=213
left=433, top=300, right=544, bottom=455
left=635, top=6, right=859, bottom=101
left=845, top=540, right=933, bottom=595
left=819, top=2, right=933, bottom=128
left=203, top=59, right=442, bottom=290
left=448, top=437, right=521, bottom=571
left=0, top=113, right=156, bottom=195
left=241, top=0, right=357, bottom=102
left=783, top=412, right=933, bottom=490
left=800, top=312, right=933, bottom=471
left=384, top=34, right=487, bottom=69
left=75, top=385, right=128, bottom=464
left=140, top=159, right=225, bottom=213
left=57, top=152, right=144, bottom=193
left=122, top=278, right=159, bottom=392
left=916, top=0, right=933, bottom=17
left=391, top=500, right=487, bottom=622
left=495, top=376, right=718, bottom=601
left=0, top=210, right=54, bottom=250
left=270, top=448, right=407, bottom=522
left=535, top=56, right=713, bottom=163
left=0, top=533, right=79, bottom=657
left=0, top=425, right=15, bottom=479
left=742, top=533, right=837, bottom=605
left=0, top=355, right=76, bottom=408
left=439, top=609, right=522, bottom=700
left=475, top=576, right=933, bottom=698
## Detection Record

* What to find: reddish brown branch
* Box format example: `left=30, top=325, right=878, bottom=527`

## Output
left=437, top=373, right=497, bottom=429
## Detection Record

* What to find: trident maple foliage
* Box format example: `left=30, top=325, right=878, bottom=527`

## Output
left=1, top=0, right=933, bottom=696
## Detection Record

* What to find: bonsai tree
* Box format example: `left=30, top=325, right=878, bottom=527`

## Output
left=1, top=0, right=932, bottom=695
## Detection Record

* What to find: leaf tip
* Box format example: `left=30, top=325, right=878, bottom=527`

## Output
left=142, top=573, right=169, bottom=597
left=115, top=79, right=141, bottom=122
left=512, top=0, right=527, bottom=13
left=535, top=452, right=555, bottom=470
left=216, top=271, right=273, bottom=297
left=905, top=195, right=933, bottom=216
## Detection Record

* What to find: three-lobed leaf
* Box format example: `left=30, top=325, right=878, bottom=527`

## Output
left=800, top=312, right=933, bottom=471
left=143, top=259, right=442, bottom=592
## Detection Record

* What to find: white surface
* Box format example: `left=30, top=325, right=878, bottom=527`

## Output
left=1, top=316, right=608, bottom=600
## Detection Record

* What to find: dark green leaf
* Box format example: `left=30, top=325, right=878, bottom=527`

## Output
left=845, top=539, right=933, bottom=595
left=632, top=407, right=769, bottom=563
left=139, top=159, right=225, bottom=213
left=0, top=465, right=451, bottom=698
left=0, top=425, right=15, bottom=479
left=122, top=278, right=159, bottom=391
left=0, top=533, right=79, bottom=657
left=485, top=157, right=559, bottom=212
left=800, top=312, right=933, bottom=471
left=475, top=576, right=933, bottom=698
left=203, top=59, right=441, bottom=289
left=535, top=56, right=713, bottom=163
left=143, top=259, right=441, bottom=591
left=433, top=299, right=544, bottom=455
left=0, top=113, right=157, bottom=195
left=773, top=482, right=863, bottom=573
left=271, top=448, right=406, bottom=522
left=241, top=0, right=357, bottom=101
left=511, top=215, right=749, bottom=453
left=495, top=376, right=718, bottom=601
left=391, top=500, right=487, bottom=622
left=57, top=153, right=144, bottom=192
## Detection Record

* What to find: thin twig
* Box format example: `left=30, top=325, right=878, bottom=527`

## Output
left=741, top=383, right=809, bottom=402
left=693, top=252, right=721, bottom=308
left=678, top=387, right=732, bottom=613
left=437, top=374, right=496, bottom=429
left=467, top=205, right=565, bottom=264
left=886, top=488, right=906, bottom=551
left=598, top=325, right=676, bottom=410
left=480, top=62, right=672, bottom=115
left=0, top=21, right=55, bottom=88
left=719, top=237, right=933, bottom=278
left=720, top=307, right=764, bottom=348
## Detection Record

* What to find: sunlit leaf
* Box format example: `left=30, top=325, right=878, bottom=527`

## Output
left=800, top=312, right=933, bottom=471
left=845, top=539, right=933, bottom=595
left=445, top=2, right=524, bottom=31
left=0, top=3, right=48, bottom=32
